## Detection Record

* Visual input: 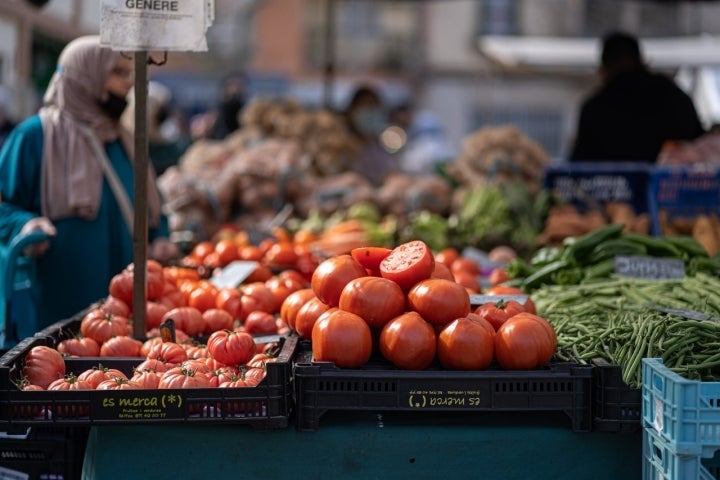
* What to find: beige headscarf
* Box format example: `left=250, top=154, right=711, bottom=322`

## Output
left=38, top=35, right=161, bottom=227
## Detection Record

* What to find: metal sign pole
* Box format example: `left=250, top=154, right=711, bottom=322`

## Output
left=132, top=51, right=149, bottom=338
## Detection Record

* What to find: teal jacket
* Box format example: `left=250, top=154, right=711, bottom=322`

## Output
left=0, top=115, right=168, bottom=338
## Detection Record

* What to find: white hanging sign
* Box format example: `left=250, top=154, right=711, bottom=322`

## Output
left=100, top=0, right=214, bottom=52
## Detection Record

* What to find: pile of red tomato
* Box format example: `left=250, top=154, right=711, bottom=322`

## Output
left=280, top=240, right=557, bottom=371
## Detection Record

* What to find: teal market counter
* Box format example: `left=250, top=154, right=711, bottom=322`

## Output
left=81, top=411, right=641, bottom=479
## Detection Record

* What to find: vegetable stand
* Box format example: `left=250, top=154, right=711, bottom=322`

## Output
left=81, top=411, right=641, bottom=480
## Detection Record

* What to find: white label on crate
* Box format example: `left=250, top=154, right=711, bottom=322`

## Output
left=0, top=466, right=30, bottom=480
left=210, top=261, right=258, bottom=289
left=653, top=396, right=664, bottom=433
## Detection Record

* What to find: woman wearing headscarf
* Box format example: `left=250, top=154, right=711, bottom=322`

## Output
left=0, top=35, right=178, bottom=339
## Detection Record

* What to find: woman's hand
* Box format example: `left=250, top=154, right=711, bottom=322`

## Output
left=150, top=237, right=181, bottom=263
left=19, top=217, right=57, bottom=257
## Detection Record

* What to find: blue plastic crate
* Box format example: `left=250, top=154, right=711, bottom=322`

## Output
left=642, top=358, right=720, bottom=457
left=542, top=161, right=652, bottom=214
left=643, top=426, right=719, bottom=480
left=648, top=164, right=720, bottom=236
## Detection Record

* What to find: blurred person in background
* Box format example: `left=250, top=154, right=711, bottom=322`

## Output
left=191, top=71, right=247, bottom=141
left=123, top=80, right=191, bottom=176
left=0, top=87, right=17, bottom=150
left=342, top=84, right=399, bottom=186
left=570, top=31, right=704, bottom=163
left=386, top=102, right=455, bottom=176
left=0, top=35, right=179, bottom=337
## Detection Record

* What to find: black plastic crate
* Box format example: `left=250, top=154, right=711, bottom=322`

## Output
left=591, top=359, right=641, bottom=433
left=0, top=426, right=88, bottom=480
left=0, top=334, right=298, bottom=432
left=293, top=342, right=593, bottom=432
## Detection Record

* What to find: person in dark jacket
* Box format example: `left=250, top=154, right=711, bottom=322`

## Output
left=570, top=31, right=704, bottom=163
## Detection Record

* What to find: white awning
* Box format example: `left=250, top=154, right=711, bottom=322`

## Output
left=477, top=34, right=720, bottom=72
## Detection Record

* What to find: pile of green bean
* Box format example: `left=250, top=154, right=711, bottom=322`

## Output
left=533, top=273, right=720, bottom=388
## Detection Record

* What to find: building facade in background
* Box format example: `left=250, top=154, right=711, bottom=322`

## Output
left=2, top=0, right=720, bottom=161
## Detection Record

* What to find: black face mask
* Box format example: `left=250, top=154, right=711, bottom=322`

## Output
left=97, top=91, right=128, bottom=121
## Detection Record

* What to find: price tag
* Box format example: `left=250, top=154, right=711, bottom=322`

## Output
left=614, top=256, right=685, bottom=279
left=470, top=294, right=529, bottom=307
left=651, top=306, right=718, bottom=322
left=210, top=261, right=258, bottom=289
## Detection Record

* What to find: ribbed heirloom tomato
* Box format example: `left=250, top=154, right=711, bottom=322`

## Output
left=338, top=276, right=405, bottom=329
left=56, top=337, right=100, bottom=357
left=22, top=346, right=65, bottom=389
left=312, top=310, right=372, bottom=368
left=99, top=336, right=143, bottom=357
left=379, top=240, right=434, bottom=291
left=379, top=312, right=437, bottom=370
left=407, top=278, right=471, bottom=326
left=207, top=330, right=255, bottom=366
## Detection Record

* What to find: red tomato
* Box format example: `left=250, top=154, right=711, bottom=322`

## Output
left=216, top=288, right=243, bottom=319
left=80, top=309, right=131, bottom=345
left=56, top=337, right=100, bottom=357
left=452, top=270, right=482, bottom=294
left=99, top=336, right=143, bottom=357
left=130, top=370, right=162, bottom=389
left=146, top=341, right=189, bottom=364
left=264, top=242, right=299, bottom=267
left=243, top=311, right=278, bottom=335
left=264, top=276, right=294, bottom=309
left=280, top=288, right=315, bottom=330
left=450, top=257, right=481, bottom=277
left=494, top=313, right=556, bottom=370
left=158, top=367, right=211, bottom=389
left=22, top=346, right=66, bottom=389
left=108, top=271, right=134, bottom=305
left=488, top=268, right=510, bottom=286
left=294, top=297, right=332, bottom=339
left=379, top=240, right=434, bottom=291
left=101, top=296, right=131, bottom=317
left=241, top=282, right=278, bottom=314
left=379, top=312, right=436, bottom=370
left=311, top=310, right=372, bottom=368
left=407, top=278, right=471, bottom=326
left=97, top=377, right=142, bottom=390
left=350, top=247, right=392, bottom=272
left=47, top=375, right=92, bottom=391
left=203, top=308, right=235, bottom=334
left=145, top=301, right=170, bottom=330
left=485, top=285, right=537, bottom=314
left=135, top=358, right=173, bottom=374
left=206, top=330, right=255, bottom=366
left=162, top=306, right=205, bottom=337
left=77, top=365, right=128, bottom=389
left=434, top=247, right=460, bottom=268
left=437, top=317, right=494, bottom=370
left=311, top=255, right=367, bottom=307
left=466, top=312, right=496, bottom=338
left=338, top=276, right=406, bottom=329
left=215, top=239, right=239, bottom=266
left=431, top=262, right=455, bottom=281
left=188, top=287, right=218, bottom=313
left=474, top=299, right=525, bottom=331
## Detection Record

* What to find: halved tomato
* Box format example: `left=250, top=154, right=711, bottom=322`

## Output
left=379, top=240, right=434, bottom=291
left=350, top=247, right=392, bottom=274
